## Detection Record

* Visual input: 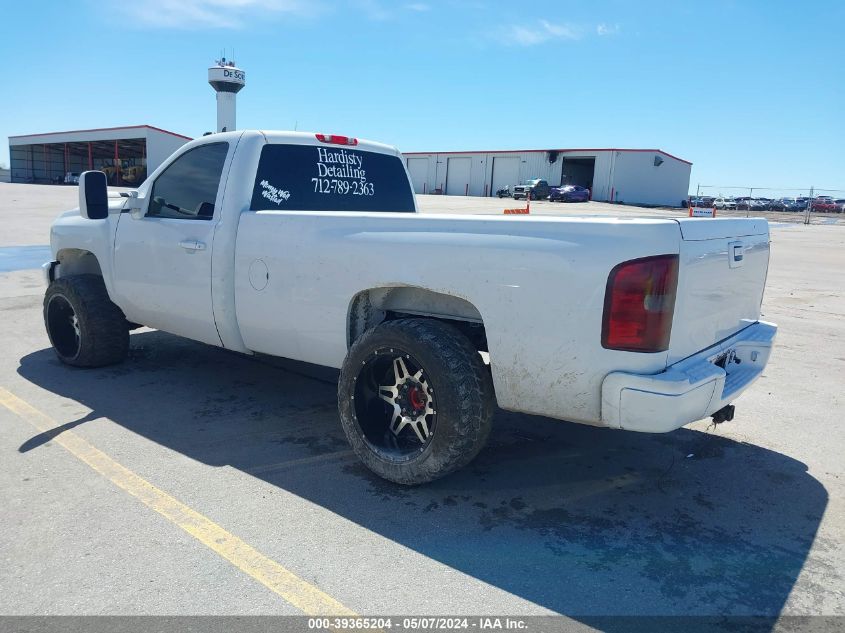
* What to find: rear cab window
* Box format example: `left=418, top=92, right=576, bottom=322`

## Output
left=250, top=144, right=415, bottom=212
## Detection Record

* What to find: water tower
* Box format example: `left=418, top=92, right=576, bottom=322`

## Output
left=208, top=57, right=245, bottom=133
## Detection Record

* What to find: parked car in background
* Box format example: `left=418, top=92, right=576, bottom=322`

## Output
left=714, top=197, right=737, bottom=210
left=496, top=185, right=511, bottom=198
left=512, top=179, right=550, bottom=200
left=834, top=199, right=845, bottom=213
left=549, top=184, right=590, bottom=202
left=64, top=172, right=80, bottom=185
left=687, top=197, right=715, bottom=208
left=774, top=197, right=796, bottom=211
left=735, top=198, right=768, bottom=212
left=787, top=198, right=806, bottom=212
left=811, top=197, right=839, bottom=213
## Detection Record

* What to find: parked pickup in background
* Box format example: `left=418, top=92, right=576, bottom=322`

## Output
left=811, top=196, right=839, bottom=213
left=511, top=178, right=550, bottom=200
left=43, top=130, right=777, bottom=484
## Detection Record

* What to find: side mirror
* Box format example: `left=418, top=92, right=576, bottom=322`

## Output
left=78, top=171, right=109, bottom=220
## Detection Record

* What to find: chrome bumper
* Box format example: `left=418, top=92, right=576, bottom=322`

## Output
left=601, top=321, right=777, bottom=433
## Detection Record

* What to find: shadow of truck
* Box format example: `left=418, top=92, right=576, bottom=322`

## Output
left=17, top=330, right=828, bottom=619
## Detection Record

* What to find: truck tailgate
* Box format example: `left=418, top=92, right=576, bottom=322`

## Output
left=668, top=218, right=771, bottom=365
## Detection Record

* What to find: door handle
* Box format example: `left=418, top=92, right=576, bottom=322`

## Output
left=178, top=240, right=206, bottom=251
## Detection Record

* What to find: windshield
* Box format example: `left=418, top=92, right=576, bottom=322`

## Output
left=521, top=179, right=540, bottom=185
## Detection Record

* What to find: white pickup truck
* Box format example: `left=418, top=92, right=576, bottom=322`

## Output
left=43, top=130, right=777, bottom=484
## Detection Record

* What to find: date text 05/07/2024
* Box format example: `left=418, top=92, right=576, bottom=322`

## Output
left=307, top=617, right=528, bottom=630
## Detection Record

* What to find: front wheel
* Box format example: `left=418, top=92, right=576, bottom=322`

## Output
left=338, top=318, right=494, bottom=485
left=44, top=275, right=129, bottom=367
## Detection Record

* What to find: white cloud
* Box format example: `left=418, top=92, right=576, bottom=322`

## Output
left=596, top=22, right=620, bottom=36
left=506, top=20, right=581, bottom=46
left=118, top=0, right=317, bottom=29
left=352, top=0, right=391, bottom=20
left=351, top=0, right=431, bottom=20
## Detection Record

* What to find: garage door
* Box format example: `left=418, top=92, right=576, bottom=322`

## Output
left=445, top=157, right=472, bottom=196
left=491, top=156, right=520, bottom=197
left=406, top=157, right=428, bottom=194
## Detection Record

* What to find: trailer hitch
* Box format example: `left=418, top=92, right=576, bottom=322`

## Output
left=711, top=404, right=735, bottom=425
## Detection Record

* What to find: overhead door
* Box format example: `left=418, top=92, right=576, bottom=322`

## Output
left=445, top=157, right=472, bottom=196
left=406, top=157, right=428, bottom=194
left=491, top=156, right=520, bottom=197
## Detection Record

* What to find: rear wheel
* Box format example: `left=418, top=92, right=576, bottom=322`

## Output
left=338, top=318, right=494, bottom=485
left=44, top=275, right=129, bottom=367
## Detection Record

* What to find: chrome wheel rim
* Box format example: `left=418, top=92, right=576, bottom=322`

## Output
left=352, top=348, right=437, bottom=459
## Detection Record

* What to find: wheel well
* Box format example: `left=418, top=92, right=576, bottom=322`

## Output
left=56, top=249, right=103, bottom=278
left=348, top=287, right=488, bottom=352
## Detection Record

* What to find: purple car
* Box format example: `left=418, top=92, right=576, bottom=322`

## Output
left=549, top=184, right=590, bottom=202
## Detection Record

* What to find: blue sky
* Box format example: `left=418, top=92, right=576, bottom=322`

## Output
left=1, top=0, right=842, bottom=195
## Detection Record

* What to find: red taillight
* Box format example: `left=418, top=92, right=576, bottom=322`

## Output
left=602, top=255, right=679, bottom=352
left=315, top=133, right=358, bottom=146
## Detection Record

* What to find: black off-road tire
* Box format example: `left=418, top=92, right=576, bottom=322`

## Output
left=338, top=318, right=494, bottom=485
left=44, top=274, right=129, bottom=368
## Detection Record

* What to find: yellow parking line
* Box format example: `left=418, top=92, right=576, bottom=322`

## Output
left=0, top=387, right=357, bottom=617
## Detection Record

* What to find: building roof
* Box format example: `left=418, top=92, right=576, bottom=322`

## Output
left=403, top=147, right=692, bottom=166
left=8, top=125, right=193, bottom=142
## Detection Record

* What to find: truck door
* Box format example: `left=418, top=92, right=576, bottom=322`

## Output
left=112, top=142, right=230, bottom=346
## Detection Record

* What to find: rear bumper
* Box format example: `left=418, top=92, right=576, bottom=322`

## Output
left=601, top=321, right=777, bottom=433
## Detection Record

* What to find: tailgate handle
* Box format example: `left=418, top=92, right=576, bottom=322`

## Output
left=729, top=241, right=744, bottom=268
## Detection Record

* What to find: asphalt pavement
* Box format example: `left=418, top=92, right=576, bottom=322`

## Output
left=1, top=183, right=843, bottom=623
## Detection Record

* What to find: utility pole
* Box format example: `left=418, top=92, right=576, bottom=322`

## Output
left=804, top=186, right=813, bottom=225
left=747, top=187, right=753, bottom=218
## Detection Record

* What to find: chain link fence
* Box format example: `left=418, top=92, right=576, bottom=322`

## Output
left=688, top=185, right=845, bottom=225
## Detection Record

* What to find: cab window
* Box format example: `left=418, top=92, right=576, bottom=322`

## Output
left=147, top=143, right=229, bottom=220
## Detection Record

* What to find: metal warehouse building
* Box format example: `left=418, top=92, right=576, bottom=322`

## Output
left=8, top=125, right=191, bottom=186
left=403, top=148, right=692, bottom=206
